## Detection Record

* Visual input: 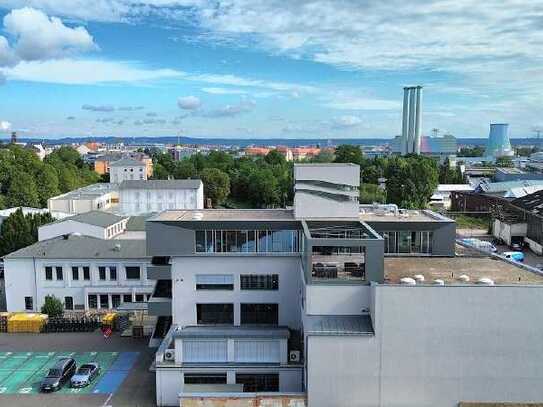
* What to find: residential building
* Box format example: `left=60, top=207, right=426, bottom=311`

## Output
left=3, top=235, right=153, bottom=312
left=147, top=163, right=543, bottom=407
left=119, top=180, right=204, bottom=216
left=110, top=158, right=148, bottom=183
left=38, top=211, right=129, bottom=241
left=47, top=183, right=119, bottom=215
left=94, top=153, right=153, bottom=179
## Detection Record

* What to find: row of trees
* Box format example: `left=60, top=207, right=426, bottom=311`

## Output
left=150, top=145, right=440, bottom=210
left=0, top=145, right=100, bottom=209
left=0, top=208, right=54, bottom=257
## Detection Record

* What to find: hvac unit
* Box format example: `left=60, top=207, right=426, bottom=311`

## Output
left=164, top=349, right=175, bottom=361
left=289, top=350, right=301, bottom=363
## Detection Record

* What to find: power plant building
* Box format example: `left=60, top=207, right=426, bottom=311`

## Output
left=486, top=123, right=514, bottom=158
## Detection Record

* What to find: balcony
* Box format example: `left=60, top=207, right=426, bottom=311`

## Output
left=311, top=247, right=366, bottom=282
left=147, top=265, right=171, bottom=280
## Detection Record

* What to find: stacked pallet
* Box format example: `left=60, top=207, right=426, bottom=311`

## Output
left=7, top=313, right=48, bottom=333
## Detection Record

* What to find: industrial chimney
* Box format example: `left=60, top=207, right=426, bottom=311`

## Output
left=400, top=86, right=423, bottom=155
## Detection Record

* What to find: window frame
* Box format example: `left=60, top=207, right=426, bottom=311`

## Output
left=196, top=303, right=234, bottom=325
left=126, top=266, right=141, bottom=280
left=24, top=296, right=33, bottom=311
left=240, top=303, right=279, bottom=325
left=240, top=274, right=279, bottom=290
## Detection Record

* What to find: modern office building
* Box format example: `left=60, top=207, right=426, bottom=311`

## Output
left=119, top=180, right=204, bottom=216
left=144, top=163, right=543, bottom=407
left=3, top=235, right=153, bottom=312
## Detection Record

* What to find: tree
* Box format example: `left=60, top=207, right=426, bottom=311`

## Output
left=360, top=184, right=386, bottom=204
left=174, top=160, right=196, bottom=179
left=495, top=156, right=514, bottom=168
left=264, top=150, right=286, bottom=167
left=0, top=209, right=53, bottom=256
left=152, top=163, right=170, bottom=180
left=439, top=158, right=464, bottom=184
left=200, top=168, right=230, bottom=207
left=36, top=163, right=60, bottom=206
left=334, top=145, right=363, bottom=165
left=310, top=150, right=335, bottom=163
left=458, top=146, right=485, bottom=157
left=6, top=171, right=40, bottom=208
left=247, top=168, right=280, bottom=208
left=41, top=295, right=64, bottom=318
left=385, top=155, right=439, bottom=209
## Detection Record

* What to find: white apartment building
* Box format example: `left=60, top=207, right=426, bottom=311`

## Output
left=145, top=163, right=543, bottom=407
left=119, top=180, right=204, bottom=216
left=48, top=183, right=119, bottom=215
left=110, top=158, right=147, bottom=183
left=3, top=235, right=153, bottom=312
left=38, top=211, right=129, bottom=241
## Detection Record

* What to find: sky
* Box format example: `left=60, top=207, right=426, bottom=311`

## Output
left=0, top=1, right=542, bottom=140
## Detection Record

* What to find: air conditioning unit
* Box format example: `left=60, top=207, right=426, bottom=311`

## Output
left=164, top=349, right=175, bottom=361
left=289, top=350, right=301, bottom=363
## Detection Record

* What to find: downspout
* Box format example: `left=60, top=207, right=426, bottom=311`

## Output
left=33, top=257, right=38, bottom=312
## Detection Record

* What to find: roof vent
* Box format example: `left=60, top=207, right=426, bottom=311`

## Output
left=400, top=277, right=416, bottom=285
left=113, top=243, right=121, bottom=251
left=477, top=277, right=494, bottom=286
left=433, top=279, right=445, bottom=286
left=413, top=274, right=425, bottom=282
left=458, top=274, right=470, bottom=282
left=192, top=211, right=204, bottom=220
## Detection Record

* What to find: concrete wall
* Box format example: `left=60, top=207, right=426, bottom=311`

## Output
left=493, top=219, right=527, bottom=246
left=110, top=165, right=147, bottom=184
left=171, top=256, right=302, bottom=327
left=305, top=285, right=370, bottom=315
left=307, top=284, right=543, bottom=407
left=4, top=257, right=153, bottom=312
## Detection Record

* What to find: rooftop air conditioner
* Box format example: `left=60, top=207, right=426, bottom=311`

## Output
left=164, top=349, right=175, bottom=361
left=289, top=350, right=301, bottom=363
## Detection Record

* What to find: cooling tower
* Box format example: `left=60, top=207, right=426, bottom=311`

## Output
left=485, top=123, right=513, bottom=158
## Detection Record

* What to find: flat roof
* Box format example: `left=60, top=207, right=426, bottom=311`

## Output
left=360, top=209, right=452, bottom=223
left=119, top=179, right=202, bottom=190
left=305, top=315, right=374, bottom=336
left=49, top=183, right=117, bottom=200
left=49, top=211, right=127, bottom=228
left=384, top=249, right=543, bottom=285
left=150, top=209, right=296, bottom=222
left=174, top=326, right=290, bottom=339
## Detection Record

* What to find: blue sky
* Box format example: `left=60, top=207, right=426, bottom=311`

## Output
left=0, top=1, right=542, bottom=139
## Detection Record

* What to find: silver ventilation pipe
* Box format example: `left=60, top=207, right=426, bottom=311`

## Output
left=407, top=88, right=416, bottom=153
left=401, top=87, right=410, bottom=155
left=414, top=86, right=423, bottom=154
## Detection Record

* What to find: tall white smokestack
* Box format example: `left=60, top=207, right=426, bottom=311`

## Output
left=401, top=87, right=410, bottom=155
left=414, top=86, right=423, bottom=154
left=408, top=88, right=416, bottom=152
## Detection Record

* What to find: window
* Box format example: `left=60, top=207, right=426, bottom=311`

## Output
left=88, top=295, right=97, bottom=309
left=196, top=304, right=234, bottom=324
left=241, top=304, right=278, bottom=325
left=72, top=266, right=79, bottom=281
left=45, top=266, right=53, bottom=281
left=100, top=294, right=109, bottom=308
left=112, top=295, right=121, bottom=308
left=123, top=294, right=132, bottom=303
left=83, top=266, right=90, bottom=280
left=240, top=275, right=279, bottom=290
left=195, top=230, right=300, bottom=253
left=183, top=340, right=228, bottom=363
left=135, top=294, right=144, bottom=302
left=126, top=266, right=141, bottom=280
left=382, top=231, right=433, bottom=254
left=55, top=266, right=63, bottom=280
left=65, top=296, right=73, bottom=310
left=234, top=340, right=280, bottom=363
left=196, top=275, right=234, bottom=290
left=24, top=296, right=33, bottom=311
left=236, top=374, right=279, bottom=392
left=99, top=266, right=107, bottom=280
left=110, top=266, right=117, bottom=280
left=184, top=374, right=227, bottom=385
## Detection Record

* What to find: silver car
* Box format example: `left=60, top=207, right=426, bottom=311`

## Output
left=70, top=363, right=100, bottom=388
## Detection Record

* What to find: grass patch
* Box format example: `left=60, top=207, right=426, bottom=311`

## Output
left=454, top=215, right=490, bottom=230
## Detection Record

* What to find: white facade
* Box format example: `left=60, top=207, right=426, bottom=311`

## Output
left=119, top=181, right=204, bottom=215
left=38, top=218, right=128, bottom=241
left=4, top=255, right=153, bottom=312
left=110, top=161, right=147, bottom=184
left=47, top=184, right=118, bottom=215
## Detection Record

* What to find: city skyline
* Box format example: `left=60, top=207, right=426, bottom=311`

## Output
left=0, top=1, right=542, bottom=139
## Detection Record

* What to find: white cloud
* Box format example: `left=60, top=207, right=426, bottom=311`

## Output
left=5, top=58, right=184, bottom=84
left=201, top=87, right=248, bottom=95
left=0, top=121, right=12, bottom=131
left=177, top=95, right=201, bottom=110
left=82, top=104, right=115, bottom=112
left=201, top=98, right=256, bottom=118
left=0, top=36, right=19, bottom=67
left=332, top=115, right=362, bottom=128
left=324, top=94, right=401, bottom=111
left=4, top=7, right=97, bottom=61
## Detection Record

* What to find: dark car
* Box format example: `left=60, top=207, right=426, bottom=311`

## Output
left=40, top=358, right=76, bottom=392
left=70, top=363, right=100, bottom=388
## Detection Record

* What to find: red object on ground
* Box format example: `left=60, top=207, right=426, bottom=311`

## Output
left=102, top=326, right=112, bottom=338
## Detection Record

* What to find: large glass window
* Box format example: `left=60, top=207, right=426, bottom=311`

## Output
left=311, top=246, right=365, bottom=281
left=240, top=275, right=279, bottom=290
left=241, top=304, right=278, bottom=325
left=382, top=231, right=433, bottom=254
left=236, top=374, right=279, bottom=392
left=195, top=230, right=300, bottom=253
left=196, top=304, right=233, bottom=324
left=196, top=275, right=234, bottom=290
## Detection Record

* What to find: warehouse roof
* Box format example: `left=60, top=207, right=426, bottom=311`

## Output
left=51, top=211, right=127, bottom=228
left=3, top=235, right=146, bottom=259
left=512, top=189, right=543, bottom=216
left=119, top=179, right=202, bottom=190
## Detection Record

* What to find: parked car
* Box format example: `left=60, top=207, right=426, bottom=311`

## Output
left=461, top=238, right=497, bottom=253
left=510, top=242, right=523, bottom=251
left=503, top=251, right=525, bottom=263
left=40, top=358, right=76, bottom=392
left=70, top=363, right=100, bottom=388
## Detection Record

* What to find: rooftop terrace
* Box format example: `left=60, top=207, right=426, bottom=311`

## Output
left=150, top=209, right=296, bottom=222
left=384, top=246, right=543, bottom=285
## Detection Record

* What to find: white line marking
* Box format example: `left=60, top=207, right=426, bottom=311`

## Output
left=101, top=392, right=113, bottom=407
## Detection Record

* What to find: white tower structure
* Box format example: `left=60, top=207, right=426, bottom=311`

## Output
left=401, top=86, right=423, bottom=154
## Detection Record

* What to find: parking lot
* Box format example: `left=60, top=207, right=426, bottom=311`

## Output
left=0, top=332, right=156, bottom=406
